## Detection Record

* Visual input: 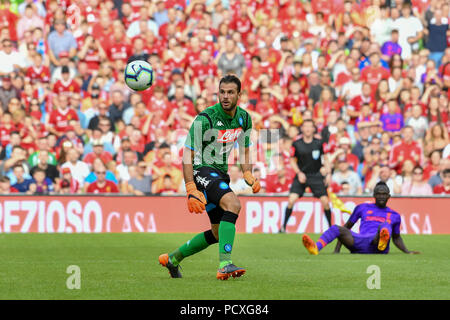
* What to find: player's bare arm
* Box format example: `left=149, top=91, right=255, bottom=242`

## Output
left=239, top=146, right=260, bottom=194
left=334, top=220, right=355, bottom=253
left=182, top=147, right=195, bottom=184
left=392, top=233, right=421, bottom=254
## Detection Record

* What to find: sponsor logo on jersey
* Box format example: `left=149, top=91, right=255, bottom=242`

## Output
left=312, top=149, right=320, bottom=160
left=217, top=128, right=242, bottom=143
left=196, top=175, right=210, bottom=188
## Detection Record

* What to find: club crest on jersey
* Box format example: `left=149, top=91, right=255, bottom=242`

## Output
left=312, top=150, right=320, bottom=160
left=217, top=128, right=242, bottom=143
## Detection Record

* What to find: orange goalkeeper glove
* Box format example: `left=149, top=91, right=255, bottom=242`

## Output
left=186, top=181, right=206, bottom=214
left=243, top=171, right=261, bottom=193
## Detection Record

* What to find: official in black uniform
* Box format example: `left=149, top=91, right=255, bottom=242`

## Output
left=280, top=119, right=332, bottom=232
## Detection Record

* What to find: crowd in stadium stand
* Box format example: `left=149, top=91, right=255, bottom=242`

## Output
left=0, top=0, right=449, bottom=196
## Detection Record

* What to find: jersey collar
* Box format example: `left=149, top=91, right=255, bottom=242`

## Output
left=216, top=103, right=239, bottom=120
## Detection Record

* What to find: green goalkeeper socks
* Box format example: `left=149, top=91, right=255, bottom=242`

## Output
left=218, top=211, right=239, bottom=269
left=169, top=231, right=216, bottom=266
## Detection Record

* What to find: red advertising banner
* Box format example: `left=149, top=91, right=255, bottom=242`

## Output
left=0, top=196, right=448, bottom=234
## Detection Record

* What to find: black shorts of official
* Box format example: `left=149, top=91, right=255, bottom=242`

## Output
left=289, top=172, right=328, bottom=198
left=193, top=166, right=233, bottom=224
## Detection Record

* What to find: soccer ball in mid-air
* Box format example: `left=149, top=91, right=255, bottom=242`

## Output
left=124, top=60, right=154, bottom=91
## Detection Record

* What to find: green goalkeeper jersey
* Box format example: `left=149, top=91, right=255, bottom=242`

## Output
left=185, top=103, right=252, bottom=174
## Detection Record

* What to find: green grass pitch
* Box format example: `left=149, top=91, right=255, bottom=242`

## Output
left=0, top=233, right=449, bottom=300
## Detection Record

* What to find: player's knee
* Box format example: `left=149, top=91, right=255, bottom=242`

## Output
left=227, top=202, right=241, bottom=214
left=288, top=195, right=298, bottom=208
left=320, top=196, right=330, bottom=207
left=221, top=199, right=241, bottom=214
left=212, top=228, right=219, bottom=240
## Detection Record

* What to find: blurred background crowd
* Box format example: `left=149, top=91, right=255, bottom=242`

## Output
left=0, top=0, right=449, bottom=196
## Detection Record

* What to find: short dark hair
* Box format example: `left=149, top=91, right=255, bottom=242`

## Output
left=374, top=181, right=389, bottom=193
left=33, top=167, right=46, bottom=175
left=443, top=168, right=450, bottom=176
left=251, top=55, right=262, bottom=63
left=219, top=74, right=241, bottom=93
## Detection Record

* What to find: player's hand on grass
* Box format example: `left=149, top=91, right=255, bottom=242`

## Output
left=185, top=181, right=206, bottom=214
left=243, top=171, right=261, bottom=193
left=408, top=250, right=421, bottom=254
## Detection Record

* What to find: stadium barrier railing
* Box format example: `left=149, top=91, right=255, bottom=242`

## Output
left=0, top=194, right=448, bottom=234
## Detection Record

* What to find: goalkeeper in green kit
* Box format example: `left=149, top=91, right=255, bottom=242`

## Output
left=159, top=75, right=260, bottom=280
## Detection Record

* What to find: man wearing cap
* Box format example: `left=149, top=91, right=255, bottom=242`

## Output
left=47, top=19, right=77, bottom=68
left=52, top=65, right=80, bottom=95
left=87, top=101, right=115, bottom=133
left=59, top=166, right=80, bottom=194
left=330, top=136, right=360, bottom=172
left=81, top=82, right=101, bottom=115
left=331, top=154, right=363, bottom=195
left=0, top=75, right=20, bottom=111
left=82, top=140, right=113, bottom=166
left=51, top=51, right=76, bottom=83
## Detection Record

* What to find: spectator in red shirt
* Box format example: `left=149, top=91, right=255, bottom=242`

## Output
left=313, top=87, right=339, bottom=131
left=52, top=66, right=81, bottom=96
left=0, top=1, right=18, bottom=42
left=330, top=136, right=360, bottom=172
left=348, top=82, right=376, bottom=126
left=156, top=174, right=179, bottom=195
left=433, top=168, right=450, bottom=194
left=26, top=53, right=50, bottom=84
left=265, top=165, right=291, bottom=193
left=190, top=48, right=218, bottom=92
left=86, top=164, right=119, bottom=194
left=389, top=126, right=424, bottom=174
left=77, top=35, right=108, bottom=74
left=59, top=166, right=80, bottom=194
left=423, top=150, right=442, bottom=181
left=0, top=175, right=19, bottom=193
left=83, top=140, right=113, bottom=166
left=361, top=52, right=390, bottom=94
left=107, top=27, right=133, bottom=64
left=169, top=85, right=196, bottom=117
left=283, top=79, right=309, bottom=121
left=48, top=94, right=79, bottom=137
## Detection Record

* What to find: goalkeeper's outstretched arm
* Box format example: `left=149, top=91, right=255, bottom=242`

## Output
left=182, top=147, right=195, bottom=184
